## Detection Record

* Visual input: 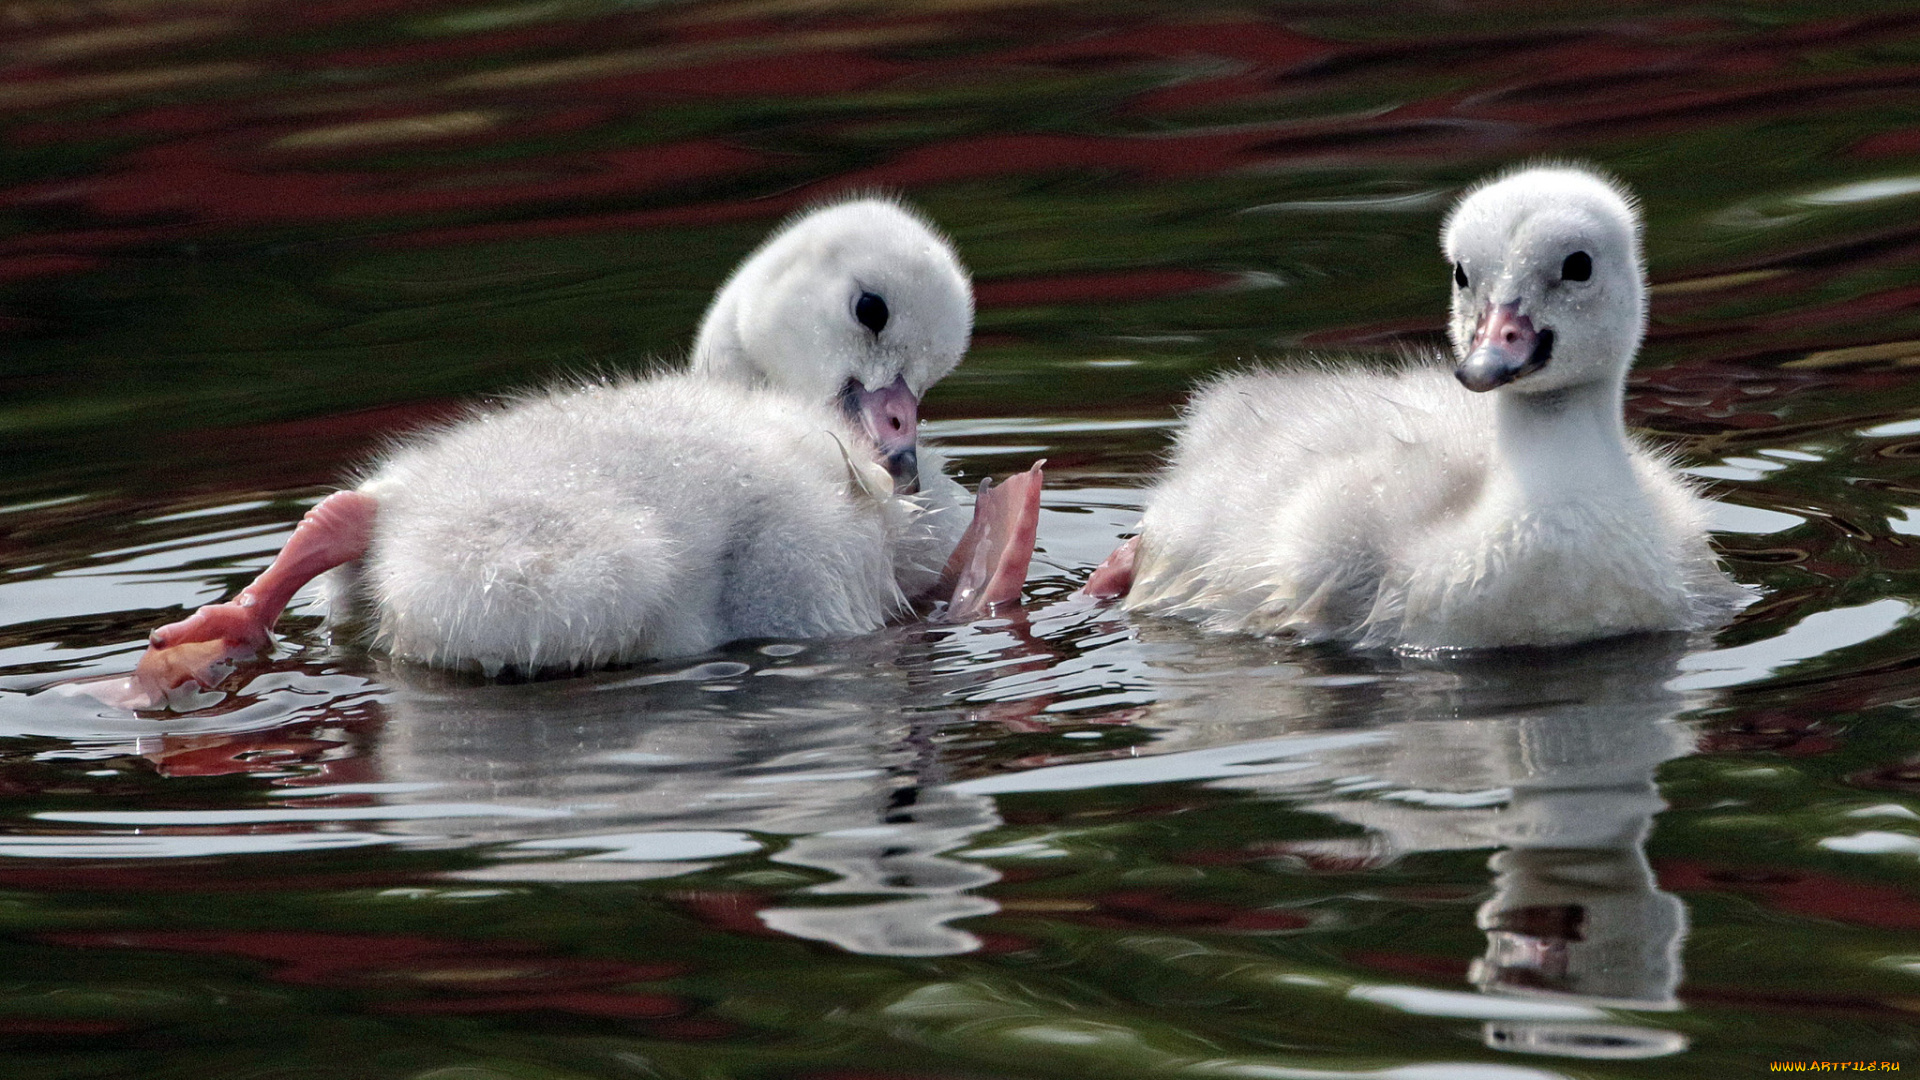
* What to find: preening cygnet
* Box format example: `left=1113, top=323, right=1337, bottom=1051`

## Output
left=110, top=198, right=1042, bottom=705
left=1089, top=166, right=1749, bottom=650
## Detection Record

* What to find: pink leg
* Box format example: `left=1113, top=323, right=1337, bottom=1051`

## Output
left=93, top=490, right=377, bottom=709
left=1081, top=535, right=1139, bottom=599
left=936, top=461, right=1043, bottom=622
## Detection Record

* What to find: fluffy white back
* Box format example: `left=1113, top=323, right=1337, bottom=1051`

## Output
left=1131, top=361, right=1492, bottom=640
left=358, top=374, right=946, bottom=673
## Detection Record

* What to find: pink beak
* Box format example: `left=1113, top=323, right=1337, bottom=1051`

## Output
left=1457, top=301, right=1550, bottom=392
left=846, top=375, right=921, bottom=494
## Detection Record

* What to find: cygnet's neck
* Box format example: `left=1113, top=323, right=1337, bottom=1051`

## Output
left=1492, top=374, right=1638, bottom=501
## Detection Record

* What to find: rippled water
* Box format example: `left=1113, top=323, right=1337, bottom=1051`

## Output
left=6, top=1, right=1920, bottom=1076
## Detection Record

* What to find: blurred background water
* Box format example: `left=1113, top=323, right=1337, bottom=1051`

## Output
left=4, top=0, right=1920, bottom=1075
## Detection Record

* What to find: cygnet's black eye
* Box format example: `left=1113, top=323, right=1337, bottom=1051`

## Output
left=1561, top=251, right=1592, bottom=282
left=854, top=291, right=889, bottom=335
left=1452, top=262, right=1468, bottom=289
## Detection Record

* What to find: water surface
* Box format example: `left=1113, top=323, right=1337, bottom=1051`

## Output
left=5, top=1, right=1920, bottom=1075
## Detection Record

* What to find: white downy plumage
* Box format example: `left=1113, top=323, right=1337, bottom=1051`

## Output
left=1125, top=166, right=1751, bottom=650
left=340, top=198, right=976, bottom=673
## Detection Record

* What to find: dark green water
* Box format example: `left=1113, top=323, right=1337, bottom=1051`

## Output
left=5, top=1, right=1920, bottom=1076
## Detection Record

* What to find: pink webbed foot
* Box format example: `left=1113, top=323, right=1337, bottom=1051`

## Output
left=78, top=490, right=378, bottom=710
left=936, top=461, right=1044, bottom=622
left=125, top=600, right=277, bottom=703
left=1081, top=535, right=1139, bottom=600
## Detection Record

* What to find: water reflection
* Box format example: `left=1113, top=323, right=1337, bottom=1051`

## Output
left=965, top=628, right=1707, bottom=1060
left=370, top=633, right=1016, bottom=956
left=1246, top=638, right=1701, bottom=1061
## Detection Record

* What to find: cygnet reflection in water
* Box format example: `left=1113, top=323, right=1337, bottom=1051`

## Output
left=367, top=633, right=1009, bottom=958
left=1212, top=634, right=1699, bottom=1060
left=967, top=623, right=1706, bottom=1061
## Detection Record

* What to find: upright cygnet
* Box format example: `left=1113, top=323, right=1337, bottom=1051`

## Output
left=1091, top=166, right=1749, bottom=650
left=113, top=198, right=1041, bottom=704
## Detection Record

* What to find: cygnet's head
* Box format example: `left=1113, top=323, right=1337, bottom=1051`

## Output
left=691, top=197, right=973, bottom=493
left=1442, top=166, right=1645, bottom=395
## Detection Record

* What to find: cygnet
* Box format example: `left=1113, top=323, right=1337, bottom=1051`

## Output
left=1087, top=166, right=1748, bottom=650
left=113, top=198, right=1041, bottom=705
